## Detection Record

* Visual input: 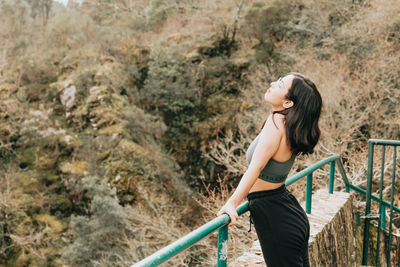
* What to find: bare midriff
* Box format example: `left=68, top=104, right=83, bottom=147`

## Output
left=249, top=179, right=285, bottom=193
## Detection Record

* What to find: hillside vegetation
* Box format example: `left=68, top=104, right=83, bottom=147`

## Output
left=0, top=0, right=399, bottom=266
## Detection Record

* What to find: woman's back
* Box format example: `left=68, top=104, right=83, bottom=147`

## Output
left=248, top=114, right=294, bottom=192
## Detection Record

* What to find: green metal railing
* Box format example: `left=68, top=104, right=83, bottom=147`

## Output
left=132, top=139, right=400, bottom=267
left=362, top=139, right=400, bottom=267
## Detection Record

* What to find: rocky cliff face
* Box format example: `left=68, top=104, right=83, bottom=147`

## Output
left=0, top=49, right=200, bottom=265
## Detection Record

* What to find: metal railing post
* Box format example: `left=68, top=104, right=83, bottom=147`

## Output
left=387, top=147, right=397, bottom=266
left=362, top=141, right=374, bottom=265
left=217, top=225, right=228, bottom=267
left=345, top=185, right=350, bottom=193
left=335, top=158, right=350, bottom=193
left=376, top=145, right=386, bottom=265
left=398, top=242, right=400, bottom=267
left=329, top=161, right=335, bottom=194
left=380, top=205, right=386, bottom=229
left=306, top=173, right=313, bottom=214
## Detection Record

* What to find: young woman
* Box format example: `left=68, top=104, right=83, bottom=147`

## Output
left=217, top=72, right=322, bottom=267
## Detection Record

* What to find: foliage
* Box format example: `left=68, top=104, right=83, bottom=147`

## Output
left=61, top=176, right=134, bottom=266
left=243, top=0, right=291, bottom=43
left=135, top=40, right=248, bottom=189
left=144, top=0, right=171, bottom=30
left=140, top=45, right=198, bottom=116
left=242, top=0, right=292, bottom=67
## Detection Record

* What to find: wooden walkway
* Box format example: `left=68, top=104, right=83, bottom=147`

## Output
left=232, top=189, right=351, bottom=266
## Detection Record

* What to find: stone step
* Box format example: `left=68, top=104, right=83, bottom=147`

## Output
left=232, top=189, right=351, bottom=266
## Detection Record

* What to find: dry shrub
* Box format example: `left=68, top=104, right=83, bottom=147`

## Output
left=277, top=0, right=400, bottom=172
left=44, top=8, right=98, bottom=51
left=137, top=0, right=242, bottom=46
left=203, top=130, right=249, bottom=178
left=0, top=168, right=65, bottom=266
left=75, top=176, right=207, bottom=267
left=60, top=175, right=192, bottom=266
left=128, top=183, right=205, bottom=266
left=125, top=173, right=257, bottom=267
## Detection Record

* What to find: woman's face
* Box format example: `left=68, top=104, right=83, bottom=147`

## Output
left=264, top=74, right=295, bottom=110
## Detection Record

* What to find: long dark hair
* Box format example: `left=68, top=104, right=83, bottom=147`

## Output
left=261, top=73, right=322, bottom=155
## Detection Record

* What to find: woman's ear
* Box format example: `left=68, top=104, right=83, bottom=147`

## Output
left=283, top=100, right=294, bottom=109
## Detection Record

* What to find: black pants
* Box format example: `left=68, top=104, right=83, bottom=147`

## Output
left=247, top=184, right=310, bottom=267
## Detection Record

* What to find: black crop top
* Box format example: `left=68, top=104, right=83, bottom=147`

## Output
left=246, top=132, right=296, bottom=183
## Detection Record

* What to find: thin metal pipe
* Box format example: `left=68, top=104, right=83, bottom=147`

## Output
left=306, top=173, right=313, bottom=214
left=362, top=141, right=374, bottom=265
left=217, top=225, right=228, bottom=267
left=387, top=147, right=397, bottom=266
left=376, top=145, right=386, bottom=265
left=347, top=184, right=400, bottom=213
left=380, top=205, right=386, bottom=229
left=329, top=161, right=335, bottom=194
left=335, top=158, right=351, bottom=187
left=286, top=155, right=339, bottom=186
left=369, top=139, right=400, bottom=146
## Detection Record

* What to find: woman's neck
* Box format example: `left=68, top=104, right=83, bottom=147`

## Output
left=271, top=105, right=285, bottom=112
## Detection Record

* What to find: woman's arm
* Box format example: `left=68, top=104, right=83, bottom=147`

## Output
left=217, top=114, right=284, bottom=226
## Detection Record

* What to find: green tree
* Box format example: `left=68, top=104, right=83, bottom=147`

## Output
left=243, top=0, right=291, bottom=71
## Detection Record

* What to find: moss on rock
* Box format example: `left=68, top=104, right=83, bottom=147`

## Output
left=104, top=139, right=156, bottom=204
